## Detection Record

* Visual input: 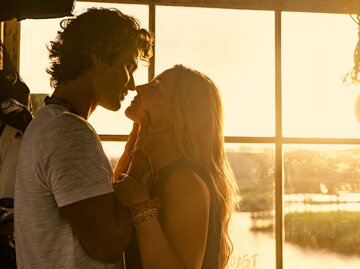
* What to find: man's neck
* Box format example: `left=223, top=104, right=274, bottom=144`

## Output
left=52, top=79, right=96, bottom=120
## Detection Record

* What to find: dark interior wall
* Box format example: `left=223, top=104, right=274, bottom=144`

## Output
left=0, top=0, right=75, bottom=21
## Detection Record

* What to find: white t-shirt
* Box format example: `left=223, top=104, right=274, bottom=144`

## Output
left=14, top=104, right=123, bottom=269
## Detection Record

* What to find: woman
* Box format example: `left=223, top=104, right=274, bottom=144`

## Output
left=113, top=64, right=238, bottom=269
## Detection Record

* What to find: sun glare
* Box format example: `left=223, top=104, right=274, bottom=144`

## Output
left=282, top=12, right=360, bottom=138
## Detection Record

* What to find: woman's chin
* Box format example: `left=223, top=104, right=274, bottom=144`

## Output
left=125, top=108, right=140, bottom=123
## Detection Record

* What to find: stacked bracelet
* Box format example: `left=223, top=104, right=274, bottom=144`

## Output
left=130, top=208, right=158, bottom=226
left=128, top=198, right=161, bottom=226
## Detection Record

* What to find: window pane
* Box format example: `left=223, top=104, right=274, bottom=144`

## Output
left=20, top=2, right=149, bottom=135
left=156, top=7, right=275, bottom=137
left=282, top=12, right=360, bottom=138
left=101, top=141, right=126, bottom=169
left=227, top=144, right=275, bottom=269
left=284, top=144, right=360, bottom=268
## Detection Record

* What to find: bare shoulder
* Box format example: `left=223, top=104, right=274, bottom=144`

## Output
left=161, top=168, right=210, bottom=205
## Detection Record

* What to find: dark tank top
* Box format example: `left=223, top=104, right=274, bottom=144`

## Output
left=124, top=159, right=221, bottom=269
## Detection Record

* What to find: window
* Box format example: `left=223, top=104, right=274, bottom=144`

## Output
left=155, top=7, right=275, bottom=137
left=282, top=12, right=360, bottom=269
left=17, top=1, right=360, bottom=268
left=282, top=12, right=360, bottom=138
left=283, top=144, right=360, bottom=269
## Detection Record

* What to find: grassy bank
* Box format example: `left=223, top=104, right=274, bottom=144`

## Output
left=285, top=211, right=360, bottom=256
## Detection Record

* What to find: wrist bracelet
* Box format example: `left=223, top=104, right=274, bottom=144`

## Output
left=130, top=207, right=158, bottom=226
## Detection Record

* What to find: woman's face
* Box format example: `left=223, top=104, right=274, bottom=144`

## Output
left=125, top=69, right=175, bottom=132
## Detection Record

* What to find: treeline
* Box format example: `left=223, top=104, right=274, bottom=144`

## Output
left=226, top=147, right=360, bottom=212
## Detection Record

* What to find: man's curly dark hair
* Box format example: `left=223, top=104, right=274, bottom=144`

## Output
left=46, top=7, right=154, bottom=88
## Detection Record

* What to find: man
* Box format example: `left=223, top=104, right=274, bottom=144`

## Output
left=14, top=7, right=153, bottom=268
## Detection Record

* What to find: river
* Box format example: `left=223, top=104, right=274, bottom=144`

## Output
left=228, top=212, right=360, bottom=269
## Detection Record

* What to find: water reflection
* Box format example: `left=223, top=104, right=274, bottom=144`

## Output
left=229, top=212, right=275, bottom=269
left=285, top=193, right=360, bottom=212
left=229, top=212, right=360, bottom=269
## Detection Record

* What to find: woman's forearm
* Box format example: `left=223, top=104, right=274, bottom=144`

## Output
left=135, top=217, right=186, bottom=269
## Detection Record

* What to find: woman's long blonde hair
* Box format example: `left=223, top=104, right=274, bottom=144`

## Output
left=170, top=64, right=239, bottom=268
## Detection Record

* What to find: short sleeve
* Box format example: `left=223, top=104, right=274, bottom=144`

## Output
left=37, top=113, right=113, bottom=207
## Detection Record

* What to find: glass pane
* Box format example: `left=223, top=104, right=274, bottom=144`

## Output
left=101, top=141, right=126, bottom=169
left=282, top=12, right=360, bottom=138
left=19, top=2, right=149, bottom=135
left=156, top=7, right=275, bottom=137
left=227, top=143, right=275, bottom=269
left=284, top=144, right=360, bottom=269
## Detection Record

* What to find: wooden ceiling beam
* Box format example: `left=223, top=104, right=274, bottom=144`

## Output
left=2, top=19, right=20, bottom=72
left=77, top=0, right=360, bottom=14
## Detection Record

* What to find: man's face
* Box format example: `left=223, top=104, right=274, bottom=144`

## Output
left=91, top=48, right=139, bottom=111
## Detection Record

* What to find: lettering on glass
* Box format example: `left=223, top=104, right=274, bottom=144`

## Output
left=229, top=254, right=258, bottom=269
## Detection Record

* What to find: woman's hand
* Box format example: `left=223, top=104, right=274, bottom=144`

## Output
left=133, top=111, right=151, bottom=151
left=113, top=173, right=151, bottom=208
left=125, top=112, right=156, bottom=185
left=133, top=111, right=178, bottom=170
left=112, top=123, right=139, bottom=182
left=124, top=123, right=139, bottom=155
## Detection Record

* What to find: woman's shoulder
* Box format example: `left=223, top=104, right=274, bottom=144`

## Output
left=161, top=166, right=210, bottom=204
left=152, top=159, right=211, bottom=202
